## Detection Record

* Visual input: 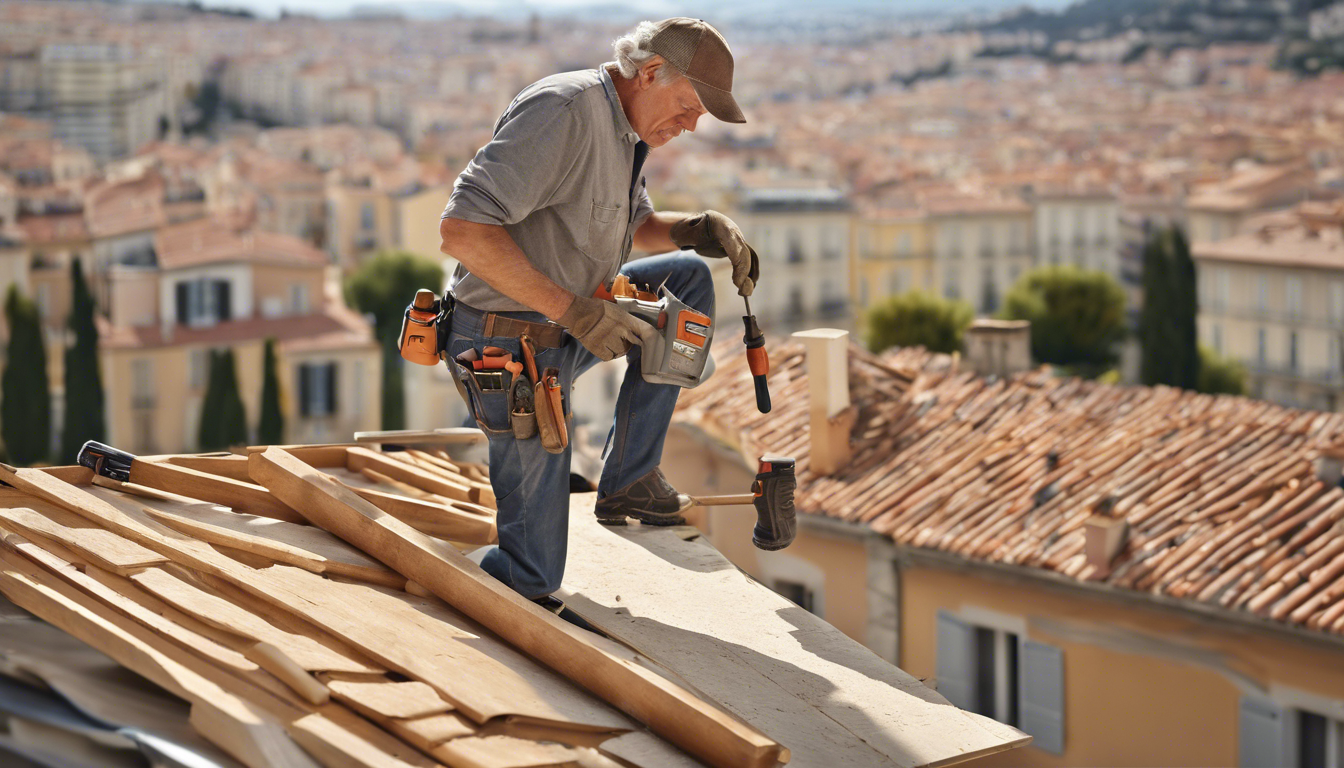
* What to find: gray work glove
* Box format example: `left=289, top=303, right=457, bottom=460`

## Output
left=558, top=295, right=656, bottom=361
left=669, top=210, right=760, bottom=297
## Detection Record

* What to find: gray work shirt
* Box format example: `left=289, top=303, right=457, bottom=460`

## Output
left=440, top=64, right=655, bottom=311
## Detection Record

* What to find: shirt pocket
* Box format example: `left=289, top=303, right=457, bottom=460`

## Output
left=584, top=199, right=625, bottom=261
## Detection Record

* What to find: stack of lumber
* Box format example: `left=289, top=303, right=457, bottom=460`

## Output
left=0, top=443, right=785, bottom=768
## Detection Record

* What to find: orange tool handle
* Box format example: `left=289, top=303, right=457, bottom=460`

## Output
left=743, top=315, right=770, bottom=414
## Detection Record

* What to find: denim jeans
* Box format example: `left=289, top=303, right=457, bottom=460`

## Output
left=446, top=252, right=714, bottom=598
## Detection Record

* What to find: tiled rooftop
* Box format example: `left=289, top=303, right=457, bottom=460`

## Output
left=675, top=340, right=1344, bottom=638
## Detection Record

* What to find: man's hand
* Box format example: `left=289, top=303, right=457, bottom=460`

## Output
left=558, top=296, right=656, bottom=361
left=669, top=210, right=760, bottom=296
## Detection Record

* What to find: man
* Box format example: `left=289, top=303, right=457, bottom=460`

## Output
left=438, top=17, right=760, bottom=605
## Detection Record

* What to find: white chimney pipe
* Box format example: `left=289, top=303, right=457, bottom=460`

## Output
left=793, top=328, right=854, bottom=476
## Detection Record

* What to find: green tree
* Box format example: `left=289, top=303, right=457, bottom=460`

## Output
left=198, top=348, right=248, bottom=450
left=258, top=337, right=284, bottom=444
left=344, top=251, right=444, bottom=430
left=1000, top=265, right=1127, bottom=377
left=60, top=260, right=105, bottom=463
left=1140, top=225, right=1200, bottom=389
left=2, top=285, right=51, bottom=465
left=863, top=290, right=974, bottom=354
left=1197, top=345, right=1247, bottom=396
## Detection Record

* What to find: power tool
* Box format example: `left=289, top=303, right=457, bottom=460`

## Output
left=597, top=274, right=714, bottom=389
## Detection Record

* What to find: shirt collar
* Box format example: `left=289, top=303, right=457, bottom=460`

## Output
left=600, top=64, right=641, bottom=145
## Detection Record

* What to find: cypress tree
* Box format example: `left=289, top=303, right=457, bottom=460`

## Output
left=1139, top=227, right=1170, bottom=386
left=1, top=285, right=52, bottom=465
left=61, top=260, right=106, bottom=463
left=258, top=338, right=284, bottom=445
left=1140, top=225, right=1200, bottom=389
left=1169, top=226, right=1201, bottom=390
left=218, top=349, right=248, bottom=448
left=198, top=349, right=223, bottom=450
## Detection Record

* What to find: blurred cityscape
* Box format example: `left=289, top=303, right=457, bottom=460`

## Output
left=3, top=0, right=1344, bottom=765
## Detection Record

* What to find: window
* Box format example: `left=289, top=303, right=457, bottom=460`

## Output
left=1331, top=283, right=1344, bottom=325
left=1295, top=710, right=1343, bottom=768
left=1216, top=268, right=1230, bottom=311
left=1258, top=328, right=1268, bottom=367
left=132, top=358, right=154, bottom=404
left=1213, top=324, right=1223, bottom=355
left=360, top=201, right=375, bottom=231
left=1332, top=335, right=1343, bottom=379
left=291, top=283, right=310, bottom=315
left=944, top=268, right=961, bottom=300
left=1290, top=331, right=1300, bottom=374
left=189, top=348, right=209, bottom=390
left=979, top=223, right=994, bottom=258
left=1287, top=277, right=1303, bottom=320
left=937, top=611, right=1062, bottom=754
left=897, top=232, right=912, bottom=257
left=1258, top=275, right=1270, bottom=314
left=787, top=230, right=803, bottom=264
left=773, top=580, right=815, bottom=614
left=298, top=362, right=338, bottom=417
left=787, top=287, right=804, bottom=317
left=981, top=265, right=998, bottom=314
left=176, top=278, right=232, bottom=327
left=353, top=361, right=365, bottom=418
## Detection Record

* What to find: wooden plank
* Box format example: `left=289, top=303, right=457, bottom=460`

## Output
left=321, top=675, right=453, bottom=720
left=0, top=464, right=626, bottom=735
left=242, top=445, right=354, bottom=468
left=130, top=566, right=382, bottom=675
left=558, top=498, right=1032, bottom=768
left=330, top=477, right=496, bottom=544
left=136, top=497, right=406, bottom=588
left=393, top=452, right=495, bottom=506
left=0, top=532, right=258, bottom=675
left=432, top=735, right=580, bottom=768
left=163, top=455, right=254, bottom=482
left=251, top=641, right=331, bottom=706
left=599, top=732, right=704, bottom=768
left=346, top=448, right=481, bottom=505
left=0, top=547, right=419, bottom=768
left=389, top=713, right=475, bottom=751
left=250, top=447, right=782, bottom=768
left=127, top=459, right=304, bottom=523
left=189, top=696, right=324, bottom=768
left=0, top=505, right=168, bottom=575
left=354, top=429, right=485, bottom=447
left=35, top=466, right=95, bottom=484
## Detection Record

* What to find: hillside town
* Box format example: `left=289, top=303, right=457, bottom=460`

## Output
left=2, top=2, right=1344, bottom=764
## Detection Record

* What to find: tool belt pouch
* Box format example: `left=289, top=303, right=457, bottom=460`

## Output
left=509, top=376, right=537, bottom=440
left=533, top=367, right=567, bottom=454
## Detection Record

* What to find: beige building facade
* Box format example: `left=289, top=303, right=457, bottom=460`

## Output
left=927, top=197, right=1034, bottom=315
left=850, top=209, right=934, bottom=314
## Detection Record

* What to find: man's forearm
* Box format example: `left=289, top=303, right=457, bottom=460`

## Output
left=440, top=219, right=574, bottom=320
left=633, top=211, right=691, bottom=253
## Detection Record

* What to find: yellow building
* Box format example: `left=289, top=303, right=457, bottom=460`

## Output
left=97, top=216, right=381, bottom=454
left=1193, top=201, right=1344, bottom=411
left=850, top=207, right=934, bottom=314
left=668, top=329, right=1344, bottom=768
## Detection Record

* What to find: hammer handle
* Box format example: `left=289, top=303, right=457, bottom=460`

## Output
left=687, top=494, right=756, bottom=507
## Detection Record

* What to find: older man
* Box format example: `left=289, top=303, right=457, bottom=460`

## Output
left=438, top=18, right=759, bottom=604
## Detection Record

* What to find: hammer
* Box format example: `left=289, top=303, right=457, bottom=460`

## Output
left=685, top=456, right=796, bottom=551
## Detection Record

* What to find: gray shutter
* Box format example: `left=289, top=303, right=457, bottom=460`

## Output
left=324, top=363, right=337, bottom=416
left=1019, top=639, right=1064, bottom=755
left=1239, top=697, right=1284, bottom=768
left=297, top=364, right=311, bottom=417
left=935, top=611, right=975, bottom=711
left=216, top=280, right=231, bottom=322
left=176, top=282, right=189, bottom=324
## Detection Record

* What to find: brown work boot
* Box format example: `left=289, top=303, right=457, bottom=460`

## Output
left=594, top=468, right=692, bottom=527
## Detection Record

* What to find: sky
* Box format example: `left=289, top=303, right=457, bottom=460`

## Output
left=182, top=0, right=1077, bottom=21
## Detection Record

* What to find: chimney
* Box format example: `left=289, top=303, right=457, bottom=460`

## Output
left=1083, top=495, right=1127, bottom=578
left=1316, top=445, right=1344, bottom=488
left=962, top=319, right=1032, bottom=379
left=793, top=328, right=856, bottom=476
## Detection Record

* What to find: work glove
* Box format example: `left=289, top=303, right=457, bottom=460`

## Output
left=558, top=295, right=656, bottom=361
left=669, top=210, right=760, bottom=297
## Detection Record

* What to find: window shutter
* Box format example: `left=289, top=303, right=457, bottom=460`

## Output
left=1238, top=697, right=1284, bottom=768
left=176, top=282, right=189, bottom=324
left=1019, top=639, right=1064, bottom=755
left=324, top=363, right=337, bottom=416
left=935, top=611, right=975, bottom=711
left=216, top=280, right=232, bottom=322
left=298, top=364, right=311, bottom=417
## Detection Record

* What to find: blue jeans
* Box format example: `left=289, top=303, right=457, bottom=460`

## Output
left=446, top=253, right=714, bottom=598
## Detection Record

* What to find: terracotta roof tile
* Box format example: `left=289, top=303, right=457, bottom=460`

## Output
left=675, top=340, right=1344, bottom=638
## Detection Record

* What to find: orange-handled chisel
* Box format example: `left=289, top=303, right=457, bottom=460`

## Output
left=743, top=296, right=770, bottom=414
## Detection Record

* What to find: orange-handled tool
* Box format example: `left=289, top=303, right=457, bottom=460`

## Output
left=743, top=296, right=770, bottom=414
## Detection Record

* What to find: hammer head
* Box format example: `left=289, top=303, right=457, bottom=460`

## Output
left=76, top=441, right=136, bottom=482
left=751, top=456, right=796, bottom=551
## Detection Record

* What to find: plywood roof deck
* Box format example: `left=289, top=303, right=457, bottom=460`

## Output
left=0, top=441, right=1021, bottom=768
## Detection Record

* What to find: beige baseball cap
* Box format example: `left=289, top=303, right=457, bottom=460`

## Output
left=647, top=17, right=746, bottom=124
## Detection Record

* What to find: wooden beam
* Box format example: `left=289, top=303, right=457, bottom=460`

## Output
left=334, top=482, right=496, bottom=544
left=346, top=448, right=481, bottom=505
left=0, top=504, right=169, bottom=576
left=163, top=455, right=254, bottom=482
left=354, top=429, right=485, bottom=447
left=249, top=447, right=784, bottom=768
left=126, top=460, right=304, bottom=523
left=243, top=446, right=354, bottom=468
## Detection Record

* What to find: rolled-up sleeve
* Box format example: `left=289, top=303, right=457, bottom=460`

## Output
left=441, top=93, right=579, bottom=226
left=632, top=183, right=654, bottom=231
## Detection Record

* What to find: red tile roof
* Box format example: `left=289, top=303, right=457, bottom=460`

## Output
left=675, top=341, right=1344, bottom=638
left=154, top=217, right=329, bottom=271
left=99, top=305, right=374, bottom=352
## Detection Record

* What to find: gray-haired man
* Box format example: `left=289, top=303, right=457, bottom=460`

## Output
left=439, top=18, right=760, bottom=603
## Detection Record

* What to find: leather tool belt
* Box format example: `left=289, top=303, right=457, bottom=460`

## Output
left=480, top=313, right=566, bottom=349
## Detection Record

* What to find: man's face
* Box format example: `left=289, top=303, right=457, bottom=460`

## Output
left=627, top=62, right=707, bottom=148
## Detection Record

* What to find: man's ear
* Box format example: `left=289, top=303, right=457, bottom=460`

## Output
left=638, top=60, right=661, bottom=90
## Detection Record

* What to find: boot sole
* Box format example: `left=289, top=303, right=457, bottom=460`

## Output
left=595, top=509, right=686, bottom=527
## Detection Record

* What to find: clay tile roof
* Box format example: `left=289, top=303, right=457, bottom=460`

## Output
left=17, top=212, right=89, bottom=245
left=675, top=340, right=1344, bottom=639
left=85, top=173, right=167, bottom=238
left=98, top=304, right=373, bottom=351
left=154, top=217, right=328, bottom=271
